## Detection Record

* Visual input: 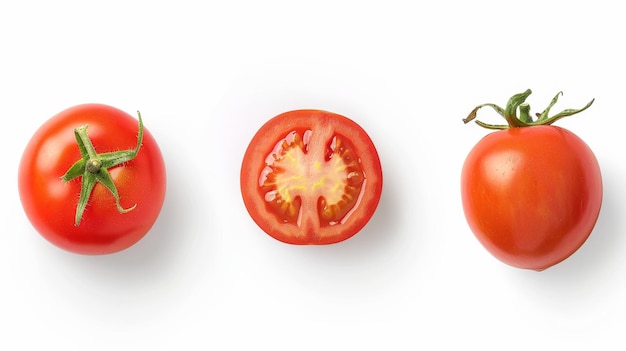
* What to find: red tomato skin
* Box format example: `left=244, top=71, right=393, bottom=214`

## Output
left=240, top=110, right=383, bottom=245
left=18, top=104, right=166, bottom=255
left=461, top=125, right=602, bottom=270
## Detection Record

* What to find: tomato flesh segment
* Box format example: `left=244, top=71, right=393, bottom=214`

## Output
left=259, top=128, right=366, bottom=228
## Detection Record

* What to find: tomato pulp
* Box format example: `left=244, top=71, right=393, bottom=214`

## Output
left=18, top=104, right=166, bottom=255
left=240, top=110, right=383, bottom=245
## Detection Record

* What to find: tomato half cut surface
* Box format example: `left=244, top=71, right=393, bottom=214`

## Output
left=240, top=110, right=383, bottom=245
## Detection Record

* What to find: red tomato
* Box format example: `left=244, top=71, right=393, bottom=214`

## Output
left=18, top=104, right=166, bottom=255
left=461, top=90, right=602, bottom=271
left=240, top=110, right=383, bottom=245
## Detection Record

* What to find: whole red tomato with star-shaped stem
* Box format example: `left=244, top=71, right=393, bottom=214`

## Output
left=18, top=104, right=166, bottom=255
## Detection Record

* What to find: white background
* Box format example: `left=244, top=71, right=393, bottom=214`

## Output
left=1, top=1, right=624, bottom=350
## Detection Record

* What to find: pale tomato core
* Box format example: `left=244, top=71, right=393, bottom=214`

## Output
left=259, top=127, right=366, bottom=228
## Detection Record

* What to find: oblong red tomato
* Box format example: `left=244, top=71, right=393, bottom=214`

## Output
left=461, top=90, right=602, bottom=271
left=240, top=110, right=383, bottom=245
left=18, top=104, right=166, bottom=255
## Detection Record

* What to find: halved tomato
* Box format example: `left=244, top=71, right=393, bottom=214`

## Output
left=240, top=110, right=383, bottom=245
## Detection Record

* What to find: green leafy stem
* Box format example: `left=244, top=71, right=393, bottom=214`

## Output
left=463, top=89, right=594, bottom=129
left=61, top=113, right=144, bottom=226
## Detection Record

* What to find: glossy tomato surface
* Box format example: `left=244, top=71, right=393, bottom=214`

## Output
left=18, top=104, right=166, bottom=255
left=241, top=110, right=383, bottom=245
left=461, top=125, right=602, bottom=270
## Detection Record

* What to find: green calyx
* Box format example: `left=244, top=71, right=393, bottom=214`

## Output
left=463, top=89, right=595, bottom=130
left=61, top=112, right=144, bottom=226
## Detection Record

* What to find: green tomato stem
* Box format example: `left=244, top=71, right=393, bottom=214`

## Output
left=518, top=104, right=532, bottom=124
left=60, top=112, right=144, bottom=226
left=463, top=89, right=594, bottom=130
left=86, top=159, right=102, bottom=174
